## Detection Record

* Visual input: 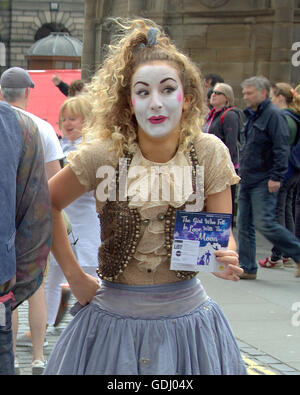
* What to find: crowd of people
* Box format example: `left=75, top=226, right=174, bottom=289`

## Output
left=203, top=73, right=300, bottom=280
left=0, top=17, right=299, bottom=376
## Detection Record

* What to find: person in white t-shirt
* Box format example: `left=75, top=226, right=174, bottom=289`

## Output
left=13, top=109, right=64, bottom=174
left=0, top=67, right=64, bottom=374
left=44, top=94, right=100, bottom=333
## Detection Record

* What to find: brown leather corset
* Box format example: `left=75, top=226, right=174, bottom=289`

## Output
left=96, top=144, right=199, bottom=282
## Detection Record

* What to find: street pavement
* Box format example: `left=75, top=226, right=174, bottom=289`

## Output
left=201, top=229, right=300, bottom=375
left=15, top=230, right=300, bottom=375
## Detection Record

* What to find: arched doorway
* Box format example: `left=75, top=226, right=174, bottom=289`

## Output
left=34, top=23, right=70, bottom=42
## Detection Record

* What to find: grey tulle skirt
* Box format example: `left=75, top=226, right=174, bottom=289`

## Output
left=44, top=278, right=247, bottom=375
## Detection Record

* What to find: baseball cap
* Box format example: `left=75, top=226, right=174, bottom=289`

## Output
left=0, top=67, right=34, bottom=88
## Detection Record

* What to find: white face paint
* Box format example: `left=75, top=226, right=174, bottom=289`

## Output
left=131, top=63, right=184, bottom=138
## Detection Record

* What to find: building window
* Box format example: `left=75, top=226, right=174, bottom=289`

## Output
left=55, top=61, right=65, bottom=69
left=64, top=62, right=73, bottom=69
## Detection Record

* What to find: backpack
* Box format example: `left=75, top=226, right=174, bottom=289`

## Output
left=220, top=107, right=246, bottom=165
left=220, top=107, right=246, bottom=142
left=282, top=110, right=300, bottom=146
left=282, top=110, right=300, bottom=170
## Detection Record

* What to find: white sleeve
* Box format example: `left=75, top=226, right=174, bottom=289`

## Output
left=13, top=108, right=65, bottom=164
left=42, top=122, right=64, bottom=163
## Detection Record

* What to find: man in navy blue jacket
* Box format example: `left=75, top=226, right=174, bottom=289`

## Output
left=237, top=76, right=300, bottom=279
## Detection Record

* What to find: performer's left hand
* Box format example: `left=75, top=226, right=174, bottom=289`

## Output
left=213, top=250, right=243, bottom=281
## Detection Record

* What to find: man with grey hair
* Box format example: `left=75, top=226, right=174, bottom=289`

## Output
left=237, top=75, right=300, bottom=279
left=0, top=67, right=64, bottom=179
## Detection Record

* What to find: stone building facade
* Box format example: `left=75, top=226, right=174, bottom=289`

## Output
left=0, top=0, right=85, bottom=72
left=82, top=0, right=300, bottom=103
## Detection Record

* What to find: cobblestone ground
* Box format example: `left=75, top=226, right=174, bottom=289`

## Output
left=15, top=294, right=76, bottom=375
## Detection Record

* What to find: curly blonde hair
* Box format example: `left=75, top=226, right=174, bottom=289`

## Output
left=83, top=18, right=206, bottom=158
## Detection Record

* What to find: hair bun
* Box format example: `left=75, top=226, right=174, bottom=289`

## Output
left=291, top=88, right=298, bottom=98
left=146, top=28, right=159, bottom=46
left=133, top=27, right=159, bottom=54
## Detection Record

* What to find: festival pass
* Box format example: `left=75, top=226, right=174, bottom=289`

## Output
left=170, top=211, right=232, bottom=272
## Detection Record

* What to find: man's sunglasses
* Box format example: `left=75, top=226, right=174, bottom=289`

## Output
left=212, top=90, right=224, bottom=96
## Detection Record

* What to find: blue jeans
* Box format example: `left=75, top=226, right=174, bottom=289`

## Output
left=271, top=173, right=300, bottom=260
left=237, top=181, right=300, bottom=274
left=0, top=295, right=14, bottom=375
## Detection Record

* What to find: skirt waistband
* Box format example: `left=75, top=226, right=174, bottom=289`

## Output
left=101, top=277, right=198, bottom=293
left=91, top=278, right=208, bottom=319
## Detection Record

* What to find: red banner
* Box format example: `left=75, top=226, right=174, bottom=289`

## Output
left=27, top=69, right=81, bottom=136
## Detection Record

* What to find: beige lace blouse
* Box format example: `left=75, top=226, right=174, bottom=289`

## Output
left=67, top=133, right=240, bottom=285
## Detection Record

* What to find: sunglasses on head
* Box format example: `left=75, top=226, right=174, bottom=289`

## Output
left=212, top=90, right=224, bottom=96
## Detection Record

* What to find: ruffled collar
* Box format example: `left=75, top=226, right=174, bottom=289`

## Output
left=127, top=145, right=193, bottom=215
